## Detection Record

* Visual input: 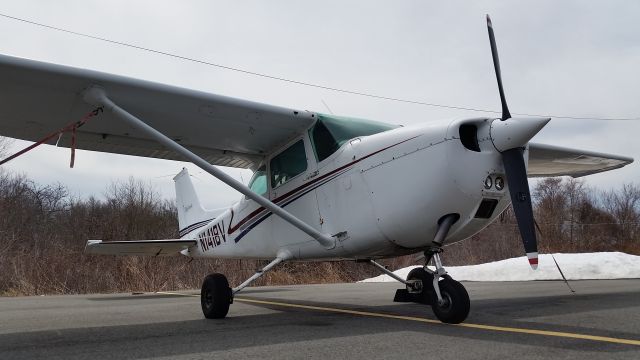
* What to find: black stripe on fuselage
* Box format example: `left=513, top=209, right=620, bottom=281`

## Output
left=179, top=218, right=214, bottom=237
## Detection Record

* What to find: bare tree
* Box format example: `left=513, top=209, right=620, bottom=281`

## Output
left=0, top=136, right=13, bottom=159
left=533, top=178, right=568, bottom=249
left=601, top=183, right=640, bottom=250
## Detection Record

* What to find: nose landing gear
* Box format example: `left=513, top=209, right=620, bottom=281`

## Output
left=408, top=248, right=470, bottom=323
left=391, top=248, right=470, bottom=324
left=376, top=214, right=470, bottom=324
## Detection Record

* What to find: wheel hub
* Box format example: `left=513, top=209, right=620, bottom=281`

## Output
left=203, top=290, right=213, bottom=308
left=437, top=292, right=452, bottom=310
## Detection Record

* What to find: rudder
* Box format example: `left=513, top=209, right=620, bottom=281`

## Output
left=173, top=168, right=219, bottom=237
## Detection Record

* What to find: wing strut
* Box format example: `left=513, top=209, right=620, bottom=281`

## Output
left=83, top=86, right=335, bottom=249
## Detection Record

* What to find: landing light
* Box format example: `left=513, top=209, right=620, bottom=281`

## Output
left=484, top=176, right=493, bottom=189
left=495, top=176, right=505, bottom=191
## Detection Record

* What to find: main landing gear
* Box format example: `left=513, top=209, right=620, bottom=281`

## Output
left=201, top=273, right=232, bottom=319
left=373, top=214, right=470, bottom=324
left=200, top=256, right=288, bottom=319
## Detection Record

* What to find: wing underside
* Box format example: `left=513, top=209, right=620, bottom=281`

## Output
left=0, top=54, right=317, bottom=169
left=528, top=143, right=633, bottom=178
left=85, top=239, right=197, bottom=256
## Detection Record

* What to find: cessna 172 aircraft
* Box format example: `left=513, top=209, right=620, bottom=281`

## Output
left=0, top=17, right=633, bottom=323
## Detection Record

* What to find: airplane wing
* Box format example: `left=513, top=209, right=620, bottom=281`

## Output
left=0, top=54, right=317, bottom=169
left=85, top=239, right=197, bottom=256
left=528, top=143, right=634, bottom=178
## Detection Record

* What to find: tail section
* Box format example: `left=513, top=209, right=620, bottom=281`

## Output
left=173, top=168, right=219, bottom=237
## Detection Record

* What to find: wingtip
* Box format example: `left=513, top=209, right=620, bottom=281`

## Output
left=486, top=14, right=492, bottom=27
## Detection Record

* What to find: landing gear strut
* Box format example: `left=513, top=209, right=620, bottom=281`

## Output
left=387, top=214, right=470, bottom=323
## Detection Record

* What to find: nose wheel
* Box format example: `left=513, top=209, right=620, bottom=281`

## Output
left=401, top=258, right=470, bottom=324
left=428, top=275, right=470, bottom=324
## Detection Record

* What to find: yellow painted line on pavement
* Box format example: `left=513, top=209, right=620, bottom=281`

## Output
left=156, top=291, right=640, bottom=347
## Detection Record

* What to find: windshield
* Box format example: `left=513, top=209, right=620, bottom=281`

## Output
left=248, top=165, right=267, bottom=195
left=309, top=114, right=398, bottom=162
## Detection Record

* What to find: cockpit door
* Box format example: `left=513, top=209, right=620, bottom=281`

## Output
left=269, top=135, right=322, bottom=243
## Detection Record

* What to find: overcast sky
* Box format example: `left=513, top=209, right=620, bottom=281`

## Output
left=0, top=1, right=638, bottom=209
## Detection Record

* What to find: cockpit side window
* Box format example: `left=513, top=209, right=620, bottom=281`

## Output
left=270, top=140, right=307, bottom=188
left=248, top=165, right=267, bottom=195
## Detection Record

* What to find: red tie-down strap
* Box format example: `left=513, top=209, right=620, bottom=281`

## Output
left=0, top=106, right=103, bottom=168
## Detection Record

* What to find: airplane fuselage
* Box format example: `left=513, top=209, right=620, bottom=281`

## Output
left=183, top=117, right=515, bottom=261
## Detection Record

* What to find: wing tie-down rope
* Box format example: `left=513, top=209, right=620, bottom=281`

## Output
left=533, top=219, right=576, bottom=293
left=0, top=106, right=103, bottom=168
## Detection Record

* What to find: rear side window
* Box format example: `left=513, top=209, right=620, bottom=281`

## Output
left=270, top=140, right=307, bottom=188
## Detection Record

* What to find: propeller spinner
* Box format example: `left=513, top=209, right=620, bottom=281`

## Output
left=486, top=15, right=549, bottom=269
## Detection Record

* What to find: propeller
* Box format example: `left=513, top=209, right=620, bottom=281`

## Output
left=486, top=15, right=548, bottom=269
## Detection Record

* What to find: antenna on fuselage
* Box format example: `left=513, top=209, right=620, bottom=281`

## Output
left=321, top=99, right=334, bottom=115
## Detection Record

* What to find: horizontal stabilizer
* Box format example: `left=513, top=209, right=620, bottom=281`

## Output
left=85, top=239, right=196, bottom=257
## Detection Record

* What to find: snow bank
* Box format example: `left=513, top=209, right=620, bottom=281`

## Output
left=360, top=252, right=640, bottom=282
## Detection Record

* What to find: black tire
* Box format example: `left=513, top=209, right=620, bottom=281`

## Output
left=407, top=267, right=433, bottom=304
left=431, top=278, right=470, bottom=324
left=201, top=273, right=232, bottom=319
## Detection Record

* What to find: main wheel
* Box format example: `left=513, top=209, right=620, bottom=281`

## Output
left=431, top=278, right=470, bottom=324
left=201, top=273, right=232, bottom=319
left=406, top=267, right=433, bottom=304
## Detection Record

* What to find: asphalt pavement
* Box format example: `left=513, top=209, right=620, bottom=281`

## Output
left=1, top=280, right=639, bottom=359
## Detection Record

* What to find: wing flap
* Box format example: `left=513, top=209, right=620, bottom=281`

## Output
left=0, top=54, right=316, bottom=169
left=528, top=143, right=634, bottom=178
left=85, top=239, right=197, bottom=256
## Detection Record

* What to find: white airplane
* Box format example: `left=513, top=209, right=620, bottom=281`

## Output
left=0, top=17, right=633, bottom=323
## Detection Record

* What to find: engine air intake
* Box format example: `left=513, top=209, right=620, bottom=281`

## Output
left=459, top=124, right=480, bottom=152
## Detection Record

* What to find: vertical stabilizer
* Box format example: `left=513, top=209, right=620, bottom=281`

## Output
left=173, top=168, right=217, bottom=237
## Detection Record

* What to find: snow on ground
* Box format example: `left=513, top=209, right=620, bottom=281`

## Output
left=360, top=252, right=640, bottom=282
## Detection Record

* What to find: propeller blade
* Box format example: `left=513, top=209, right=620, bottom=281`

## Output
left=486, top=15, right=511, bottom=120
left=502, top=148, right=538, bottom=269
